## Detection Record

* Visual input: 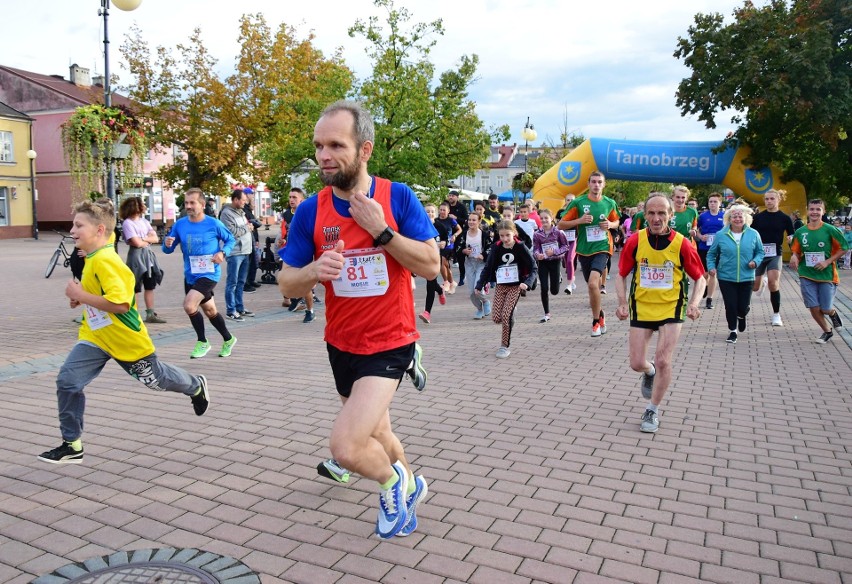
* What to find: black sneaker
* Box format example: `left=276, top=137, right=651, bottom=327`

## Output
left=240, top=310, right=255, bottom=318
left=816, top=330, right=834, bottom=344
left=242, top=287, right=256, bottom=294
left=726, top=332, right=738, bottom=344
left=317, top=459, right=350, bottom=483
left=705, top=298, right=713, bottom=309
left=406, top=343, right=427, bottom=391
left=303, top=310, right=315, bottom=323
left=737, top=317, right=746, bottom=332
left=38, top=442, right=83, bottom=464
left=191, top=375, right=210, bottom=416
left=226, top=313, right=244, bottom=322
left=829, top=311, right=843, bottom=330
left=640, top=362, right=655, bottom=400
left=288, top=298, right=303, bottom=312
left=313, top=294, right=323, bottom=305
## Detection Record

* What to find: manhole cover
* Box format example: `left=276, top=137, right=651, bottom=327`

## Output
left=68, top=563, right=216, bottom=583
left=32, top=548, right=260, bottom=584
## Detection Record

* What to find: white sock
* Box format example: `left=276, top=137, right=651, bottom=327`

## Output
left=647, top=363, right=656, bottom=377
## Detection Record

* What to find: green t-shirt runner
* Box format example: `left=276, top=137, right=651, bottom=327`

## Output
left=562, top=194, right=620, bottom=255
left=670, top=207, right=698, bottom=240
left=791, top=222, right=849, bottom=283
left=632, top=211, right=645, bottom=231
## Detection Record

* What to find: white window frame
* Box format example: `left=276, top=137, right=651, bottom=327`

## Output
left=0, top=131, right=12, bottom=163
left=479, top=174, right=490, bottom=190
left=495, top=175, right=505, bottom=189
left=0, top=186, right=9, bottom=226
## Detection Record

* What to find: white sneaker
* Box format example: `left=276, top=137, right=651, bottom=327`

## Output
left=756, top=276, right=768, bottom=296
left=771, top=313, right=783, bottom=327
left=496, top=346, right=511, bottom=358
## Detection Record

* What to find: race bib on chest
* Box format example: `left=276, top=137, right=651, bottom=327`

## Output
left=563, top=229, right=576, bottom=242
left=542, top=242, right=558, bottom=256
left=804, top=252, right=823, bottom=267
left=639, top=264, right=674, bottom=289
left=189, top=254, right=215, bottom=274
left=84, top=305, right=113, bottom=331
left=332, top=247, right=390, bottom=297
left=705, top=234, right=715, bottom=246
left=586, top=225, right=607, bottom=242
left=496, top=264, right=519, bottom=284
left=763, top=243, right=777, bottom=257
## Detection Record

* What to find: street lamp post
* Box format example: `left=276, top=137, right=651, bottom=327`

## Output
left=521, top=117, right=537, bottom=174
left=26, top=149, right=38, bottom=240
left=99, top=0, right=142, bottom=203
left=520, top=117, right=537, bottom=203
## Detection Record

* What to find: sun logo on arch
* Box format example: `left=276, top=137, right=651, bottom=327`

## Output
left=558, top=161, right=581, bottom=186
left=745, top=167, right=773, bottom=194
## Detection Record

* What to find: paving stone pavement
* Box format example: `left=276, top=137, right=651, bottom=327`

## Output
left=1, top=231, right=851, bottom=584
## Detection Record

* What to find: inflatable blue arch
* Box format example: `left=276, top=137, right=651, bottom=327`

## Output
left=533, top=138, right=806, bottom=214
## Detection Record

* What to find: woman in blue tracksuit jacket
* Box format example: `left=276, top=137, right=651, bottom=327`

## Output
left=706, top=204, right=765, bottom=343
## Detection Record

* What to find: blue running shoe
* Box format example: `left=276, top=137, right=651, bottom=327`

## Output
left=396, top=475, right=428, bottom=537
left=375, top=462, right=409, bottom=539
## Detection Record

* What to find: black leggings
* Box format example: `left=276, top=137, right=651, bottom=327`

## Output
left=718, top=280, right=754, bottom=331
left=424, top=278, right=441, bottom=313
left=538, top=260, right=561, bottom=314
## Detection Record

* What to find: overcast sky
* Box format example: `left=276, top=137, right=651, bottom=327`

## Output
left=6, top=0, right=747, bottom=147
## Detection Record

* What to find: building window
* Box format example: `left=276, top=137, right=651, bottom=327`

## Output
left=0, top=187, right=8, bottom=226
left=479, top=174, right=490, bottom=190
left=0, top=132, right=12, bottom=162
left=495, top=175, right=505, bottom=189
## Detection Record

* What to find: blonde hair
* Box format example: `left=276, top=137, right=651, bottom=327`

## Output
left=496, top=219, right=517, bottom=236
left=672, top=185, right=690, bottom=197
left=73, top=198, right=116, bottom=233
left=723, top=204, right=754, bottom=227
left=765, top=189, right=786, bottom=201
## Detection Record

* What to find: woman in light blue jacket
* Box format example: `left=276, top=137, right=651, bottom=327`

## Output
left=706, top=205, right=765, bottom=343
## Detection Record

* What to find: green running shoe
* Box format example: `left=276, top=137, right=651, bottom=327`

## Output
left=219, top=336, right=237, bottom=357
left=190, top=341, right=211, bottom=359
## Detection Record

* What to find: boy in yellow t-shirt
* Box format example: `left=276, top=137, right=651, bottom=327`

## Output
left=38, top=199, right=210, bottom=465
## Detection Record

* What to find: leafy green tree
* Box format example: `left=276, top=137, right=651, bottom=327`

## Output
left=675, top=0, right=851, bottom=206
left=349, top=0, right=509, bottom=191
left=120, top=14, right=351, bottom=193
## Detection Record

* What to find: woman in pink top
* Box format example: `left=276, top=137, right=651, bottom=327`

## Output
left=120, top=197, right=166, bottom=324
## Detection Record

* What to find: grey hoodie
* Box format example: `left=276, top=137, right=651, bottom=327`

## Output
left=219, top=204, right=252, bottom=256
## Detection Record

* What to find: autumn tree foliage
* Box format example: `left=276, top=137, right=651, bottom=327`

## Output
left=348, top=0, right=509, bottom=198
left=675, top=0, right=851, bottom=206
left=120, top=14, right=352, bottom=193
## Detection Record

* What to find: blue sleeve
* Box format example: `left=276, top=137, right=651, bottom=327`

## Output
left=391, top=183, right=439, bottom=241
left=281, top=196, right=319, bottom=268
left=162, top=220, right=180, bottom=254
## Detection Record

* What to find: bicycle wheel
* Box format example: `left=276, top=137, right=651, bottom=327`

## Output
left=45, top=249, right=62, bottom=278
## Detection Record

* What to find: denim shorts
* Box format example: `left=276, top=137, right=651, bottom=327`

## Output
left=799, top=277, right=837, bottom=311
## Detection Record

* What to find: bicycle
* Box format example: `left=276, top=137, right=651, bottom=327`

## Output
left=45, top=230, right=76, bottom=279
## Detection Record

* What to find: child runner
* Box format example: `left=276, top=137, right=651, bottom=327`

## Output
left=457, top=211, right=494, bottom=319
left=475, top=220, right=537, bottom=358
left=419, top=204, right=447, bottom=323
left=556, top=193, right=578, bottom=294
left=435, top=201, right=461, bottom=294
left=38, top=199, right=210, bottom=464
left=533, top=209, right=569, bottom=322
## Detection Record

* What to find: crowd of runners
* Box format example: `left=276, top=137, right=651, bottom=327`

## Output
left=34, top=99, right=850, bottom=544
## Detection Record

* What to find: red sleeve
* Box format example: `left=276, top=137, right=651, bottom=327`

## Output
left=619, top=233, right=639, bottom=277
left=681, top=239, right=705, bottom=280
